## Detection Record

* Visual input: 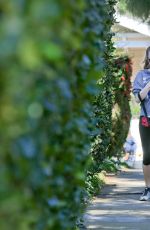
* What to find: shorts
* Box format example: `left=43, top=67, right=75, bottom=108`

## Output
left=139, top=117, right=150, bottom=165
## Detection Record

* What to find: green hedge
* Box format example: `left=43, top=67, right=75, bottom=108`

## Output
left=0, top=1, right=117, bottom=229
left=110, top=56, right=132, bottom=159
left=87, top=56, right=132, bottom=199
left=86, top=0, right=117, bottom=199
left=91, top=1, right=116, bottom=167
left=90, top=55, right=132, bottom=172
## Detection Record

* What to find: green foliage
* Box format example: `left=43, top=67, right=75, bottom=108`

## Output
left=99, top=158, right=119, bottom=173
left=118, top=0, right=127, bottom=14
left=0, top=0, right=117, bottom=229
left=91, top=0, right=117, bottom=166
left=86, top=0, right=117, bottom=200
left=86, top=172, right=105, bottom=197
left=88, top=56, right=132, bottom=198
left=118, top=0, right=150, bottom=23
left=110, top=56, right=132, bottom=159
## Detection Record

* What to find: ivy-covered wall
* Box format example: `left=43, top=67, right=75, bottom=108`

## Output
left=91, top=2, right=116, bottom=168
left=0, top=1, right=117, bottom=229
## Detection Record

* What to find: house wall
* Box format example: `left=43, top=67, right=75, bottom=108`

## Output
left=114, top=32, right=150, bottom=81
left=128, top=48, right=146, bottom=81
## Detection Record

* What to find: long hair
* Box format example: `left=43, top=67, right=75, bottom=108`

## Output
left=144, top=46, right=150, bottom=69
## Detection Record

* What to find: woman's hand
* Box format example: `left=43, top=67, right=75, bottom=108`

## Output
left=139, top=82, right=150, bottom=101
left=145, top=81, right=150, bottom=90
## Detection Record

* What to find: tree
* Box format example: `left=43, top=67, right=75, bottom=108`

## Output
left=118, top=0, right=150, bottom=23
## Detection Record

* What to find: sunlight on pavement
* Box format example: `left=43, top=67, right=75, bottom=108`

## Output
left=130, top=118, right=143, bottom=169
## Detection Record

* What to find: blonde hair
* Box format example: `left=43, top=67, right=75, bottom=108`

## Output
left=144, top=46, right=150, bottom=69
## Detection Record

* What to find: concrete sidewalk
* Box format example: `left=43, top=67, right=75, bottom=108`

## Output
left=84, top=169, right=150, bottom=230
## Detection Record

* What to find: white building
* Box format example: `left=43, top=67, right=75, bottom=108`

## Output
left=114, top=13, right=150, bottom=79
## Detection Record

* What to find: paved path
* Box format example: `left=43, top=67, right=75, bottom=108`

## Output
left=130, top=119, right=143, bottom=168
left=84, top=169, right=150, bottom=230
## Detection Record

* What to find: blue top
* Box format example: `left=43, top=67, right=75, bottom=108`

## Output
left=132, top=69, right=150, bottom=117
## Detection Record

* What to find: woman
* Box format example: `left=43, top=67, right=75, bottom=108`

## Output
left=133, top=46, right=150, bottom=201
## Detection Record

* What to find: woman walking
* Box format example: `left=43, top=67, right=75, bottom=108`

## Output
left=133, top=46, right=150, bottom=201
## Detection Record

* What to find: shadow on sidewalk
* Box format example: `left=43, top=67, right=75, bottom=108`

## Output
left=84, top=169, right=150, bottom=230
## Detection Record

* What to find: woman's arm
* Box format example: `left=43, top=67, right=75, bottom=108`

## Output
left=135, top=81, right=150, bottom=103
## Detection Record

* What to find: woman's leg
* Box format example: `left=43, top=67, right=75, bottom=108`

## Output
left=143, top=165, right=150, bottom=187
left=139, top=119, right=150, bottom=200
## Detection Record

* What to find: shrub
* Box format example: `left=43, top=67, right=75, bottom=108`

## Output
left=109, top=56, right=132, bottom=159
left=91, top=0, right=117, bottom=166
left=0, top=1, right=117, bottom=229
left=86, top=172, right=105, bottom=197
